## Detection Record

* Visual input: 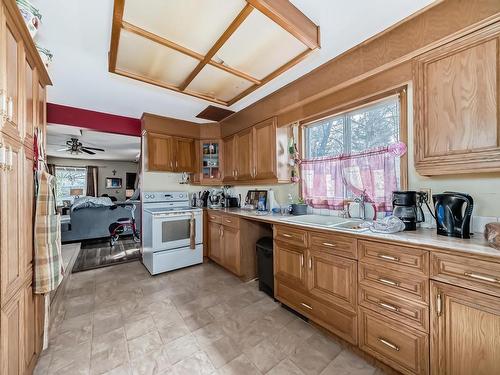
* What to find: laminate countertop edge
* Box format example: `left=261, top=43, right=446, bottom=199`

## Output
left=206, top=208, right=500, bottom=261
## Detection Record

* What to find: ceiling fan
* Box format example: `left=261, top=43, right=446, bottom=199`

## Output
left=57, top=138, right=105, bottom=155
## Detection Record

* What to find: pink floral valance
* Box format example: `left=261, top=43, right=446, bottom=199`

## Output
left=300, top=142, right=406, bottom=212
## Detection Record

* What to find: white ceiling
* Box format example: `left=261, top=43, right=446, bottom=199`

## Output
left=46, top=124, right=140, bottom=161
left=33, top=0, right=435, bottom=123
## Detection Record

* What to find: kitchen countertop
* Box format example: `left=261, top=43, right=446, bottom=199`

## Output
left=207, top=208, right=500, bottom=260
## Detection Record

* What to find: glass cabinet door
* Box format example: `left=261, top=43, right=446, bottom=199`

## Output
left=202, top=141, right=220, bottom=180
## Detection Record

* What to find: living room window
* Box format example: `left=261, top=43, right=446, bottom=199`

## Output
left=301, top=89, right=407, bottom=212
left=54, top=166, right=87, bottom=206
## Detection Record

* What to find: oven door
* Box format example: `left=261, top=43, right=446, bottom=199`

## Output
left=151, top=212, right=202, bottom=251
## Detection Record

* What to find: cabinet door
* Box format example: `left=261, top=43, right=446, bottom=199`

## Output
left=208, top=222, right=223, bottom=264
left=235, top=128, right=253, bottom=180
left=175, top=137, right=196, bottom=173
left=2, top=8, right=22, bottom=139
left=147, top=133, right=174, bottom=171
left=0, top=141, right=24, bottom=305
left=222, top=136, right=236, bottom=182
left=431, top=281, right=500, bottom=375
left=274, top=242, right=307, bottom=290
left=254, top=118, right=277, bottom=180
left=414, top=24, right=500, bottom=175
left=35, top=293, right=44, bottom=355
left=307, top=250, right=357, bottom=312
left=0, top=290, right=24, bottom=375
left=23, top=57, right=35, bottom=145
left=222, top=225, right=240, bottom=276
left=22, top=150, right=34, bottom=276
left=23, top=282, right=37, bottom=372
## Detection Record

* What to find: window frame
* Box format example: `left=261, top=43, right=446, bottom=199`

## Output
left=54, top=165, right=88, bottom=206
left=300, top=86, right=408, bottom=191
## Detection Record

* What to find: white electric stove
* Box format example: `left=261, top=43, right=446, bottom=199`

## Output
left=142, top=191, right=203, bottom=275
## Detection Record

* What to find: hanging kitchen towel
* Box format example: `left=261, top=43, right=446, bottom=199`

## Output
left=34, top=170, right=64, bottom=294
left=190, top=212, right=196, bottom=249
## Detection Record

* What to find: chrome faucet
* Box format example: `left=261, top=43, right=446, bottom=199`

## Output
left=354, top=190, right=368, bottom=220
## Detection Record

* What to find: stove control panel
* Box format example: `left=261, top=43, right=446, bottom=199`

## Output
left=143, top=192, right=187, bottom=203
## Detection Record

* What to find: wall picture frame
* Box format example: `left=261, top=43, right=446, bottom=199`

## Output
left=105, top=177, right=122, bottom=189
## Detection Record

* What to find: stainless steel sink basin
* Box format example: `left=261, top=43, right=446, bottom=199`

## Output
left=281, top=215, right=348, bottom=226
left=281, top=215, right=369, bottom=232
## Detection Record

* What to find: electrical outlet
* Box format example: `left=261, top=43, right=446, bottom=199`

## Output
left=419, top=188, right=432, bottom=203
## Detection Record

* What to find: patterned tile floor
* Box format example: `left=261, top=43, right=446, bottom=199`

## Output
left=35, top=256, right=387, bottom=375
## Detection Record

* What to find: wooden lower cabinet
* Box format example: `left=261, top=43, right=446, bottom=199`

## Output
left=307, top=249, right=357, bottom=312
left=208, top=217, right=242, bottom=277
left=222, top=225, right=240, bottom=275
left=23, top=281, right=37, bottom=372
left=274, top=241, right=307, bottom=290
left=1, top=289, right=24, bottom=375
left=430, top=281, right=500, bottom=375
left=359, top=307, right=429, bottom=375
left=208, top=221, right=223, bottom=264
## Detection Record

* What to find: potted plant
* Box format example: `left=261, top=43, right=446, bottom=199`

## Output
left=291, top=198, right=308, bottom=216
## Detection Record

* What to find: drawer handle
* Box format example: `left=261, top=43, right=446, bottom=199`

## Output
left=378, top=301, right=400, bottom=312
left=300, top=254, right=304, bottom=268
left=378, top=254, right=399, bottom=262
left=378, top=277, right=400, bottom=287
left=321, top=242, right=336, bottom=247
left=225, top=219, right=232, bottom=223
left=464, top=272, right=499, bottom=284
left=281, top=233, right=293, bottom=238
left=300, top=302, right=312, bottom=310
left=378, top=337, right=400, bottom=351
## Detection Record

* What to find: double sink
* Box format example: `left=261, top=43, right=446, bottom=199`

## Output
left=281, top=214, right=369, bottom=232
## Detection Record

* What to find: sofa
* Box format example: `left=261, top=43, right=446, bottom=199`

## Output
left=61, top=201, right=141, bottom=243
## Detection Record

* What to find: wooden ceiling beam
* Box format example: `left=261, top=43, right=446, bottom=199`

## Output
left=227, top=48, right=314, bottom=106
left=114, top=68, right=229, bottom=106
left=178, top=3, right=254, bottom=91
left=246, top=0, right=320, bottom=49
left=121, top=21, right=260, bottom=84
left=108, top=0, right=125, bottom=71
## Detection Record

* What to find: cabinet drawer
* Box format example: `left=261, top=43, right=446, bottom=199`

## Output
left=359, top=307, right=429, bottom=375
left=221, top=215, right=239, bottom=229
left=309, top=231, right=357, bottom=259
left=359, top=285, right=429, bottom=332
left=359, top=263, right=429, bottom=304
left=274, top=225, right=307, bottom=247
left=431, top=252, right=500, bottom=297
left=277, top=282, right=357, bottom=344
left=359, top=240, right=429, bottom=276
left=207, top=212, right=222, bottom=224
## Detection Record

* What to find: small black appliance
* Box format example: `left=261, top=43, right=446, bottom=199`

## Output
left=392, top=191, right=425, bottom=231
left=433, top=192, right=473, bottom=239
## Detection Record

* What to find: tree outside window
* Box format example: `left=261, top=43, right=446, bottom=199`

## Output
left=54, top=166, right=87, bottom=206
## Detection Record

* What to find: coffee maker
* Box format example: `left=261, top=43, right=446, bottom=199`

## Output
left=432, top=192, right=473, bottom=239
left=392, top=191, right=425, bottom=231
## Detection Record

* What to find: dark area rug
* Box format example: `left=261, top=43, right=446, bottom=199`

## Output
left=72, top=236, right=141, bottom=273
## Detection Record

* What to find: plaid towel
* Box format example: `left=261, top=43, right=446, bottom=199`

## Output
left=34, top=170, right=64, bottom=294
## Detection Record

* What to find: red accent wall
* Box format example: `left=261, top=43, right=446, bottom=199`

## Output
left=47, top=103, right=141, bottom=137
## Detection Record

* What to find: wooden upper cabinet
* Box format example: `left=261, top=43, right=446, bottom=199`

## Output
left=235, top=127, right=253, bottom=180
left=147, top=133, right=175, bottom=171
left=146, top=133, right=197, bottom=172
left=0, top=140, right=24, bottom=305
left=414, top=23, right=500, bottom=175
left=222, top=135, right=236, bottom=182
left=2, top=7, right=22, bottom=139
left=254, top=118, right=277, bottom=180
left=23, top=56, right=35, bottom=145
left=430, top=281, right=500, bottom=375
left=175, top=137, right=196, bottom=173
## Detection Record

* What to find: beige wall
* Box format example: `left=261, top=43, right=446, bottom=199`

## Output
left=142, top=170, right=299, bottom=205
left=405, top=84, right=500, bottom=218
left=48, top=157, right=139, bottom=202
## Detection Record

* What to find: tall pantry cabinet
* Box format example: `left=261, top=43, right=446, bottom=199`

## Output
left=0, top=0, right=51, bottom=374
